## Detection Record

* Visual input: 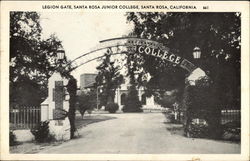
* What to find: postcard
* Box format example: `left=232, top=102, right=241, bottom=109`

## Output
left=0, top=1, right=249, bottom=160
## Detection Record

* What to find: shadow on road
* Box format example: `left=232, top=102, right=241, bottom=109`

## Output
left=75, top=114, right=117, bottom=129
left=165, top=123, right=185, bottom=136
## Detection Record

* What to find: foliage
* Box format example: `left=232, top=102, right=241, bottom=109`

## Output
left=126, top=12, right=241, bottom=107
left=95, top=52, right=124, bottom=108
left=156, top=93, right=175, bottom=108
left=155, top=90, right=179, bottom=108
left=31, top=121, right=54, bottom=143
left=10, top=12, right=71, bottom=107
left=9, top=131, right=17, bottom=146
left=106, top=102, right=119, bottom=113
left=222, top=121, right=241, bottom=141
left=122, top=52, right=143, bottom=112
left=182, top=77, right=222, bottom=138
left=158, top=91, right=183, bottom=123
left=77, top=90, right=96, bottom=118
left=164, top=111, right=177, bottom=123
left=185, top=118, right=209, bottom=138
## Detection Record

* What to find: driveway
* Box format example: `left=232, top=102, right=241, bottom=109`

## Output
left=39, top=113, right=240, bottom=154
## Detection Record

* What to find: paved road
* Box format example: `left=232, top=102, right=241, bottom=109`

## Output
left=39, top=113, right=240, bottom=154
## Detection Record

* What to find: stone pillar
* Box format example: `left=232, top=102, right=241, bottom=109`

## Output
left=40, top=72, right=71, bottom=141
left=186, top=68, right=206, bottom=85
left=41, top=98, right=49, bottom=121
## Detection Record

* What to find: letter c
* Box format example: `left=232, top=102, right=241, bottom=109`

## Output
left=138, top=46, right=144, bottom=53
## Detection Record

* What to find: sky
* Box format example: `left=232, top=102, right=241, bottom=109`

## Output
left=39, top=12, right=134, bottom=82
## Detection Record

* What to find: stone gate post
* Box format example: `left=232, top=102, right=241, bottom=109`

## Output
left=40, top=72, right=71, bottom=141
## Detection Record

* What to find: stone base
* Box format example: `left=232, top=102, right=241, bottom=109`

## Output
left=49, top=119, right=71, bottom=141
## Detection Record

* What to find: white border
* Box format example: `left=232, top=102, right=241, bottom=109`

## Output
left=1, top=1, right=249, bottom=160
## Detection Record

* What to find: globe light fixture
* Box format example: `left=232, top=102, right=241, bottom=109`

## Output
left=193, top=47, right=201, bottom=59
left=56, top=47, right=65, bottom=74
left=56, top=47, right=65, bottom=61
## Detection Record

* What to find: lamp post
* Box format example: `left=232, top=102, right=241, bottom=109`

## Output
left=193, top=47, right=201, bottom=67
left=56, top=47, right=65, bottom=64
left=56, top=47, right=65, bottom=75
left=193, top=47, right=201, bottom=59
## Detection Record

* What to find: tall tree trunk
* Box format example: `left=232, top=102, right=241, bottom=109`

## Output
left=68, top=98, right=76, bottom=139
left=66, top=76, right=77, bottom=139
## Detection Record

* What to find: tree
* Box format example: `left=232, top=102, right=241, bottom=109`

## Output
left=66, top=75, right=77, bottom=139
left=126, top=12, right=240, bottom=136
left=122, top=85, right=143, bottom=112
left=77, top=90, right=96, bottom=119
left=122, top=53, right=143, bottom=112
left=10, top=12, right=71, bottom=107
left=95, top=52, right=124, bottom=109
left=126, top=12, right=241, bottom=107
left=156, top=90, right=178, bottom=108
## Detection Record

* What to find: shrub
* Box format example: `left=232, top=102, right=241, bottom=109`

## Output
left=168, top=113, right=179, bottom=124
left=9, top=130, right=17, bottom=146
left=31, top=121, right=54, bottom=143
left=106, top=102, right=119, bottom=113
left=182, top=77, right=222, bottom=138
left=222, top=121, right=241, bottom=141
left=77, top=91, right=96, bottom=119
left=122, top=85, right=143, bottom=112
left=164, top=111, right=175, bottom=123
left=185, top=118, right=209, bottom=138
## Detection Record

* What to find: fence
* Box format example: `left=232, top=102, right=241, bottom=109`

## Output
left=221, top=109, right=240, bottom=125
left=165, top=107, right=241, bottom=125
left=10, top=106, right=41, bottom=129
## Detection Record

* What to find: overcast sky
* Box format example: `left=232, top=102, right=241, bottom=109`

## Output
left=39, top=12, right=133, bottom=82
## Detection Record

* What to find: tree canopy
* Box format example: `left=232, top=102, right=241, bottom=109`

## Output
left=10, top=12, right=71, bottom=106
left=126, top=12, right=241, bottom=106
left=95, top=51, right=124, bottom=107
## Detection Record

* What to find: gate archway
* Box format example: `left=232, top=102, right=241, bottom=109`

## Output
left=65, top=36, right=207, bottom=84
left=45, top=36, right=208, bottom=139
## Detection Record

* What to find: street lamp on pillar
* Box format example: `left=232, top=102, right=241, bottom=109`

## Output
left=56, top=47, right=65, bottom=63
left=193, top=47, right=201, bottom=59
left=193, top=47, right=201, bottom=67
left=56, top=47, right=65, bottom=73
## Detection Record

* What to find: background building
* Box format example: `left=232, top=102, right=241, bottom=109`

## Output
left=80, top=73, right=162, bottom=111
left=114, top=83, right=162, bottom=111
left=80, top=73, right=97, bottom=89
